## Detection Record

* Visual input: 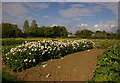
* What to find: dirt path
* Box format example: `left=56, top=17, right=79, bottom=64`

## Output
left=2, top=49, right=105, bottom=81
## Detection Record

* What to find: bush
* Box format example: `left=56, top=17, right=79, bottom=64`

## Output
left=89, top=43, right=120, bottom=81
left=2, top=40, right=32, bottom=54
left=3, top=39, right=94, bottom=72
left=2, top=40, right=31, bottom=46
left=98, top=39, right=119, bottom=49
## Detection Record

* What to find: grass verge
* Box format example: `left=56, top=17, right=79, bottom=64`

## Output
left=2, top=71, right=25, bottom=83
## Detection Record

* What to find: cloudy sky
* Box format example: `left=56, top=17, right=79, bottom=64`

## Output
left=2, top=2, right=118, bottom=33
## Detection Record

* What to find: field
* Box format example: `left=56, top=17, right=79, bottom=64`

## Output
left=1, top=38, right=120, bottom=82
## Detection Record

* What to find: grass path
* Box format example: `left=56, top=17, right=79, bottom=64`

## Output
left=2, top=49, right=105, bottom=81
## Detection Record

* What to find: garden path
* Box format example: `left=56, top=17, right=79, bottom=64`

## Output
left=2, top=49, right=105, bottom=81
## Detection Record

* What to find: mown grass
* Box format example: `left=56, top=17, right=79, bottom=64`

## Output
left=2, top=71, right=25, bottom=83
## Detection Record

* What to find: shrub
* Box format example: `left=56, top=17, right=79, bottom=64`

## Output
left=2, top=40, right=31, bottom=46
left=89, top=43, right=120, bottom=81
left=98, top=39, right=119, bottom=49
left=3, top=39, right=94, bottom=72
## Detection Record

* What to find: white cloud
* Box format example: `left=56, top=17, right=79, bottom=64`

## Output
left=81, top=24, right=88, bottom=27
left=106, top=19, right=118, bottom=27
left=2, top=15, right=23, bottom=28
left=43, top=16, right=50, bottom=18
left=72, top=18, right=81, bottom=21
left=59, top=7, right=93, bottom=17
left=0, top=2, right=2, bottom=23
left=94, top=24, right=99, bottom=28
left=2, top=0, right=119, bottom=2
left=25, top=2, right=49, bottom=10
left=70, top=4, right=84, bottom=7
left=68, top=21, right=118, bottom=33
left=57, top=20, right=70, bottom=23
left=3, top=3, right=28, bottom=17
left=2, top=2, right=49, bottom=17
left=96, top=3, right=118, bottom=16
left=27, top=16, right=33, bottom=20
left=59, top=3, right=104, bottom=17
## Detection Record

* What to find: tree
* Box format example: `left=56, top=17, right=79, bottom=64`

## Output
left=60, top=26, right=68, bottom=37
left=37, top=26, right=45, bottom=37
left=43, top=27, right=54, bottom=37
left=22, top=20, right=29, bottom=33
left=102, top=30, right=106, bottom=34
left=53, top=26, right=68, bottom=37
left=74, top=31, right=82, bottom=37
left=2, top=23, right=23, bottom=38
left=75, top=29, right=94, bottom=38
left=25, top=20, right=38, bottom=37
left=116, top=29, right=120, bottom=39
left=116, top=29, right=120, bottom=34
left=31, top=20, right=37, bottom=27
left=95, top=30, right=102, bottom=34
left=26, top=26, right=37, bottom=37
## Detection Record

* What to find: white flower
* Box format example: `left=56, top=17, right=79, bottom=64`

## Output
left=45, top=50, right=48, bottom=52
left=87, top=50, right=90, bottom=52
left=24, top=59, right=28, bottom=62
left=61, top=57, right=63, bottom=60
left=33, top=59, right=35, bottom=62
left=25, top=41, right=27, bottom=43
left=6, top=57, right=9, bottom=60
left=48, top=51, right=50, bottom=53
left=24, top=60, right=26, bottom=62
left=7, top=52, right=9, bottom=54
left=29, top=60, right=31, bottom=62
left=28, top=46, right=31, bottom=49
left=57, top=47, right=60, bottom=50
left=50, top=48, right=52, bottom=51
left=42, top=51, right=45, bottom=55
left=41, top=46, right=44, bottom=50
left=43, top=64, right=48, bottom=68
left=34, top=49, right=37, bottom=51
left=29, top=53, right=31, bottom=55
left=32, top=49, right=34, bottom=51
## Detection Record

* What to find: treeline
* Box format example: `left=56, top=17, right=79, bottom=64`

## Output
left=74, top=29, right=120, bottom=39
left=1, top=19, right=120, bottom=39
left=2, top=20, right=68, bottom=38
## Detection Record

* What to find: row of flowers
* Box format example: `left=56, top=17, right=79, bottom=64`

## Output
left=3, top=39, right=94, bottom=72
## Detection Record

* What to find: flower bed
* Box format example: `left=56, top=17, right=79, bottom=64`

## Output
left=3, top=39, right=94, bottom=72
left=89, top=43, right=120, bottom=81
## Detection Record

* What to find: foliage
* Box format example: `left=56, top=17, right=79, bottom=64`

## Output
left=89, top=43, right=120, bottom=82
left=2, top=40, right=32, bottom=54
left=31, top=20, right=38, bottom=27
left=2, top=39, right=94, bottom=72
left=2, top=20, right=119, bottom=39
left=25, top=20, right=38, bottom=37
left=2, top=71, right=24, bottom=82
left=2, top=23, right=23, bottom=38
left=98, top=39, right=119, bottom=49
left=75, top=29, right=94, bottom=38
left=116, top=29, right=120, bottom=39
left=53, top=26, right=68, bottom=37
left=95, top=30, right=102, bottom=34
left=2, top=40, right=30, bottom=46
left=26, top=26, right=38, bottom=37
left=22, top=20, right=29, bottom=33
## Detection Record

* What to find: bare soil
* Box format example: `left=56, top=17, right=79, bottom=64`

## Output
left=2, top=49, right=105, bottom=81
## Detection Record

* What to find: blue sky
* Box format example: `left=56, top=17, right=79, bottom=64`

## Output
left=2, top=2, right=118, bottom=33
